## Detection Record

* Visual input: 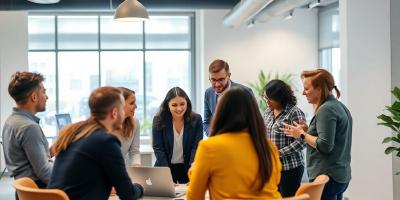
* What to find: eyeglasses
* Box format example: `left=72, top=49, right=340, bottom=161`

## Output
left=209, top=76, right=228, bottom=84
left=263, top=95, right=271, bottom=102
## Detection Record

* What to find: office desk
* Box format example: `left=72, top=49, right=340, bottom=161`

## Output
left=109, top=185, right=208, bottom=200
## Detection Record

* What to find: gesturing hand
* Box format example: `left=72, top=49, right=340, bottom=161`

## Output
left=280, top=121, right=305, bottom=139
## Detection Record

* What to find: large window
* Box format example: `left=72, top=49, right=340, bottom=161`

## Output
left=28, top=13, right=195, bottom=142
left=319, top=3, right=341, bottom=87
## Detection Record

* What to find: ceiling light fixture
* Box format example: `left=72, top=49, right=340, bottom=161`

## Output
left=247, top=19, right=256, bottom=28
left=27, top=0, right=60, bottom=4
left=114, top=0, right=149, bottom=22
left=308, top=0, right=321, bottom=9
left=284, top=10, right=294, bottom=20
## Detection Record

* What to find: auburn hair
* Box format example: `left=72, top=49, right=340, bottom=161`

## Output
left=118, top=87, right=136, bottom=140
left=301, top=69, right=340, bottom=110
left=52, top=86, right=124, bottom=155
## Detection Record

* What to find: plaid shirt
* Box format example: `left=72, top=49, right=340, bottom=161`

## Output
left=263, top=104, right=306, bottom=171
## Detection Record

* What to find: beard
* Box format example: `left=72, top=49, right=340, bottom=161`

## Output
left=112, top=112, right=124, bottom=132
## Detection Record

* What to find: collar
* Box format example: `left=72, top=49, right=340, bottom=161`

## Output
left=12, top=107, right=41, bottom=124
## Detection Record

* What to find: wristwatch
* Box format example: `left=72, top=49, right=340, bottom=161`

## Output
left=300, top=132, right=306, bottom=140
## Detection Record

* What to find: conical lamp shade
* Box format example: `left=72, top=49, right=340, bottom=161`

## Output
left=114, top=0, right=149, bottom=22
left=27, top=0, right=60, bottom=4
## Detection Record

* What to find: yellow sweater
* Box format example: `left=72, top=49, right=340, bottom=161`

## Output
left=186, top=132, right=282, bottom=200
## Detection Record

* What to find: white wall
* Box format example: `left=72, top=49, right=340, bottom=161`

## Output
left=199, top=8, right=319, bottom=117
left=340, top=0, right=393, bottom=199
left=0, top=11, right=29, bottom=171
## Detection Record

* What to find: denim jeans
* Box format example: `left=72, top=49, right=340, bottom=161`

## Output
left=321, top=177, right=349, bottom=200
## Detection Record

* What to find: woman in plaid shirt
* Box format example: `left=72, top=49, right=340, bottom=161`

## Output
left=263, top=79, right=306, bottom=197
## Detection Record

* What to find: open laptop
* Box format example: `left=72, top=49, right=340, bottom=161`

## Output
left=55, top=113, right=72, bottom=131
left=126, top=166, right=185, bottom=198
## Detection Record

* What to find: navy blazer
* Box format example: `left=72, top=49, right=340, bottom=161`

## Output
left=152, top=113, right=203, bottom=171
left=203, top=81, right=253, bottom=136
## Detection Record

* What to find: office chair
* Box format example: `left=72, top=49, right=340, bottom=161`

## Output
left=295, top=174, right=329, bottom=200
left=13, top=177, right=69, bottom=200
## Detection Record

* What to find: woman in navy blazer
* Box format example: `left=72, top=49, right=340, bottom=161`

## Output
left=152, top=87, right=203, bottom=184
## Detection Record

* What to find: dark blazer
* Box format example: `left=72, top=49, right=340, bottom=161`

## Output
left=152, top=113, right=203, bottom=171
left=48, top=129, right=143, bottom=200
left=203, top=81, right=253, bottom=136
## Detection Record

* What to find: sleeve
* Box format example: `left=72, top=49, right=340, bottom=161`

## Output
left=190, top=115, right=204, bottom=165
left=269, top=143, right=282, bottom=186
left=279, top=108, right=307, bottom=156
left=152, top=117, right=169, bottom=166
left=128, top=118, right=141, bottom=165
left=186, top=141, right=211, bottom=200
left=203, top=91, right=211, bottom=136
left=100, top=137, right=143, bottom=200
left=315, top=106, right=337, bottom=154
left=21, top=124, right=53, bottom=184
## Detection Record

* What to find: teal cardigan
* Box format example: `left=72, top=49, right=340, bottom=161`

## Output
left=307, top=95, right=352, bottom=183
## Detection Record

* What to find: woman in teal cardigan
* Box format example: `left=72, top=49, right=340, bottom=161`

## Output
left=282, top=69, right=352, bottom=200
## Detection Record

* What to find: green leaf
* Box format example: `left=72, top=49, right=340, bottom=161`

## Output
left=385, top=147, right=397, bottom=154
left=382, top=137, right=393, bottom=143
left=395, top=171, right=400, bottom=176
left=392, top=87, right=400, bottom=100
left=390, top=102, right=400, bottom=110
left=377, top=122, right=398, bottom=132
left=392, top=137, right=400, bottom=143
left=377, top=114, right=394, bottom=123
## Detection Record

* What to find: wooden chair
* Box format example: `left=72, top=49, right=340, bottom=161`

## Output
left=295, top=174, right=329, bottom=200
left=283, top=193, right=310, bottom=200
left=13, top=177, right=69, bottom=200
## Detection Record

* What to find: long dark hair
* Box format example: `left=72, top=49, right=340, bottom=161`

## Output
left=53, top=86, right=124, bottom=155
left=118, top=87, right=135, bottom=140
left=154, top=87, right=194, bottom=129
left=263, top=79, right=297, bottom=109
left=209, top=87, right=274, bottom=191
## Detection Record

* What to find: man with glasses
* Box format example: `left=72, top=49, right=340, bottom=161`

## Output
left=203, top=59, right=253, bottom=136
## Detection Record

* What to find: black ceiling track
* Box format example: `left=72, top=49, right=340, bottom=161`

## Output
left=0, top=0, right=239, bottom=11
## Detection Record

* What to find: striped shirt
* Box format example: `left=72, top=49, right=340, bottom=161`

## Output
left=263, top=104, right=306, bottom=171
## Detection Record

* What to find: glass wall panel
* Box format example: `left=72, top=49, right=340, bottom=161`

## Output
left=28, top=16, right=55, bottom=50
left=100, top=51, right=144, bottom=120
left=145, top=16, right=191, bottom=49
left=100, top=16, right=143, bottom=49
left=58, top=16, right=98, bottom=49
left=58, top=52, right=99, bottom=120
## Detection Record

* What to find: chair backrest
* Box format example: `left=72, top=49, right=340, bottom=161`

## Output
left=283, top=193, right=310, bottom=200
left=13, top=177, right=69, bottom=200
left=295, top=174, right=329, bottom=200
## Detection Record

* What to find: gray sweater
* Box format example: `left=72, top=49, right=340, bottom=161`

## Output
left=2, top=108, right=53, bottom=183
left=307, top=95, right=352, bottom=183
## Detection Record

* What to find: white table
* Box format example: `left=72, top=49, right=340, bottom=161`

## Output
left=109, top=185, right=188, bottom=200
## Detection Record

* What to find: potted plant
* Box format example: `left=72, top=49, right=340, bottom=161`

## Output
left=248, top=70, right=297, bottom=112
left=377, top=86, right=400, bottom=174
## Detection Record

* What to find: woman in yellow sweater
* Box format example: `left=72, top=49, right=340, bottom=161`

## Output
left=186, top=87, right=282, bottom=200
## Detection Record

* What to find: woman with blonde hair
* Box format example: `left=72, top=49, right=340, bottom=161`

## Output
left=118, top=87, right=141, bottom=166
left=186, top=87, right=281, bottom=200
left=282, top=69, right=352, bottom=200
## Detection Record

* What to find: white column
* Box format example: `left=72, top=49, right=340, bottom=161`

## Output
left=391, top=0, right=400, bottom=199
left=340, top=0, right=393, bottom=199
left=0, top=11, right=29, bottom=171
